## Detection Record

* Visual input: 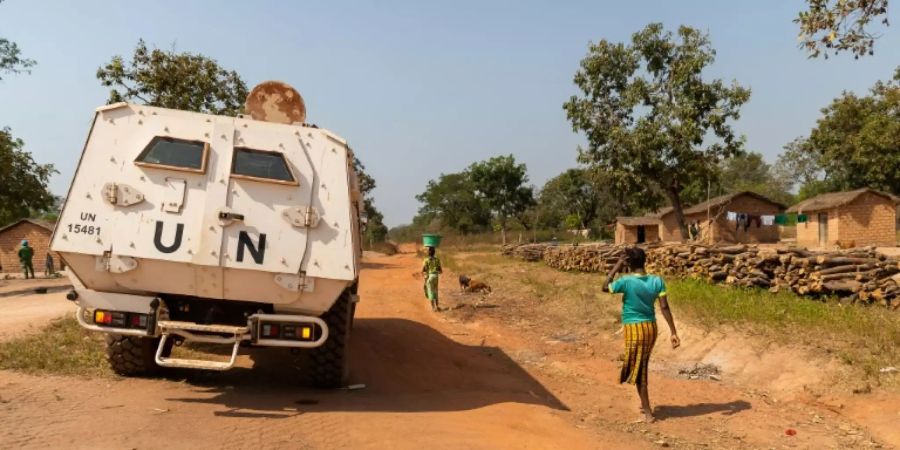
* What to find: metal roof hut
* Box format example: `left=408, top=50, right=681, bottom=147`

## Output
left=657, top=191, right=786, bottom=243
left=787, top=188, right=899, bottom=248
left=614, top=216, right=661, bottom=245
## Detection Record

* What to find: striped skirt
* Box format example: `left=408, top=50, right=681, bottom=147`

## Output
left=620, top=321, right=658, bottom=385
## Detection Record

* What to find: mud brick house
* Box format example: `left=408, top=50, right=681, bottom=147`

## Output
left=657, top=192, right=786, bottom=244
left=787, top=188, right=899, bottom=249
left=0, top=219, right=62, bottom=274
left=615, top=216, right=661, bottom=245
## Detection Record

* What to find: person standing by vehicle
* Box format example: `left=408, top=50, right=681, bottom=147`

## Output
left=45, top=253, right=55, bottom=276
left=604, top=247, right=680, bottom=423
left=422, top=246, right=443, bottom=312
left=18, top=240, right=35, bottom=279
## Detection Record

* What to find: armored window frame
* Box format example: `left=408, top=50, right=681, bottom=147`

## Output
left=135, top=136, right=209, bottom=173
left=230, top=147, right=298, bottom=186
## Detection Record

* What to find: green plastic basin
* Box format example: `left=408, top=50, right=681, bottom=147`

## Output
left=422, top=234, right=442, bottom=248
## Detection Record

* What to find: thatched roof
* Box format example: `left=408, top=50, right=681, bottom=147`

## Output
left=616, top=216, right=660, bottom=227
left=787, top=188, right=900, bottom=213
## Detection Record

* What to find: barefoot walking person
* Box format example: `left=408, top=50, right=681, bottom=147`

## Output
left=422, top=246, right=442, bottom=312
left=604, top=247, right=680, bottom=423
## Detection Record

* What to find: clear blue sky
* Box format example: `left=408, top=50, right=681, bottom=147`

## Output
left=1, top=1, right=898, bottom=227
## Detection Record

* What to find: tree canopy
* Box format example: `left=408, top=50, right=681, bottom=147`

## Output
left=769, top=68, right=900, bottom=199
left=0, top=128, right=57, bottom=225
left=712, top=152, right=795, bottom=206
left=535, top=168, right=627, bottom=233
left=412, top=155, right=534, bottom=241
left=564, top=23, right=750, bottom=239
left=96, top=40, right=388, bottom=242
left=0, top=1, right=36, bottom=81
left=803, top=69, right=900, bottom=195
left=415, top=172, right=491, bottom=235
left=97, top=39, right=248, bottom=116
left=353, top=156, right=388, bottom=244
left=796, top=0, right=889, bottom=58
left=468, top=155, right=535, bottom=244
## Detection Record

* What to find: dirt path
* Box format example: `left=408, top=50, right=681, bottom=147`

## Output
left=0, top=252, right=894, bottom=449
left=0, top=291, right=74, bottom=342
left=0, top=253, right=633, bottom=449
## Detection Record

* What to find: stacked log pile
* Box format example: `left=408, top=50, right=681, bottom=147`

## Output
left=542, top=244, right=625, bottom=272
left=500, top=243, right=546, bottom=262
left=502, top=242, right=900, bottom=308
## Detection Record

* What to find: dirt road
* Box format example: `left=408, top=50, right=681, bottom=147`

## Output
left=0, top=290, right=73, bottom=342
left=0, top=252, right=895, bottom=449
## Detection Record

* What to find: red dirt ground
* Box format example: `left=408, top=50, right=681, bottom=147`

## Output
left=0, top=251, right=896, bottom=449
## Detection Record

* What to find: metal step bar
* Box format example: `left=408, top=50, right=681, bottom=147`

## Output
left=153, top=314, right=329, bottom=371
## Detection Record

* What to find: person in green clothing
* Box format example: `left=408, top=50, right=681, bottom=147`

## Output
left=422, top=246, right=442, bottom=312
left=604, top=247, right=680, bottom=423
left=18, top=240, right=35, bottom=279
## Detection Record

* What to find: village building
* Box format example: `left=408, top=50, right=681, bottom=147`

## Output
left=657, top=191, right=786, bottom=244
left=614, top=216, right=661, bottom=245
left=0, top=219, right=62, bottom=274
left=787, top=188, right=899, bottom=249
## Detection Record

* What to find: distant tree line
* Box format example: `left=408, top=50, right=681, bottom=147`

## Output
left=1, top=1, right=896, bottom=230
left=393, top=21, right=899, bottom=243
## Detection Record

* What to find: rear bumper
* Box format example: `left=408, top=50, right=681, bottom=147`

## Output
left=76, top=305, right=329, bottom=371
left=75, top=306, right=328, bottom=347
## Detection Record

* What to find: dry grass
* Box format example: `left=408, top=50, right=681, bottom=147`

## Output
left=0, top=317, right=110, bottom=377
left=444, top=248, right=900, bottom=385
left=0, top=317, right=235, bottom=377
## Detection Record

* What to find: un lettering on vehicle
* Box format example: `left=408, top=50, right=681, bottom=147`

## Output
left=153, top=220, right=267, bottom=264
left=65, top=211, right=101, bottom=235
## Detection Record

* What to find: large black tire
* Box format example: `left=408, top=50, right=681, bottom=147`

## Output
left=105, top=334, right=171, bottom=376
left=297, top=291, right=352, bottom=388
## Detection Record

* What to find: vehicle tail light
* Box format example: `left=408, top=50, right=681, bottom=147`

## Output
left=261, top=323, right=280, bottom=338
left=258, top=322, right=316, bottom=341
left=93, top=310, right=148, bottom=329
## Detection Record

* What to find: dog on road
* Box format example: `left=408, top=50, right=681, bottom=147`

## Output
left=458, top=274, right=492, bottom=294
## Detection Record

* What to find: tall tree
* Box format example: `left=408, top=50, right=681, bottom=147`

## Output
left=0, top=128, right=57, bottom=225
left=97, top=40, right=388, bottom=239
left=353, top=157, right=388, bottom=244
left=772, top=137, right=839, bottom=201
left=803, top=68, right=900, bottom=195
left=717, top=152, right=794, bottom=206
left=796, top=0, right=889, bottom=58
left=536, top=168, right=624, bottom=231
left=468, top=155, right=535, bottom=244
left=0, top=0, right=36, bottom=80
left=415, top=172, right=491, bottom=234
left=773, top=138, right=824, bottom=190
left=97, top=39, right=248, bottom=115
left=0, top=1, right=51, bottom=225
left=564, top=23, right=750, bottom=239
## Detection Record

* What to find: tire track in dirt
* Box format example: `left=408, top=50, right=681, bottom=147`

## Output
left=2, top=250, right=888, bottom=448
left=0, top=252, right=630, bottom=449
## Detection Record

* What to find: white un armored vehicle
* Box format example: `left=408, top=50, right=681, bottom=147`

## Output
left=51, top=82, right=363, bottom=387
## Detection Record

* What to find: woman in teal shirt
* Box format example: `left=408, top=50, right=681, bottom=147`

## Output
left=604, top=247, right=680, bottom=423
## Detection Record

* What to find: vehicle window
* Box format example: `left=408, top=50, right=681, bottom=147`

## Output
left=136, top=137, right=207, bottom=172
left=232, top=148, right=296, bottom=183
